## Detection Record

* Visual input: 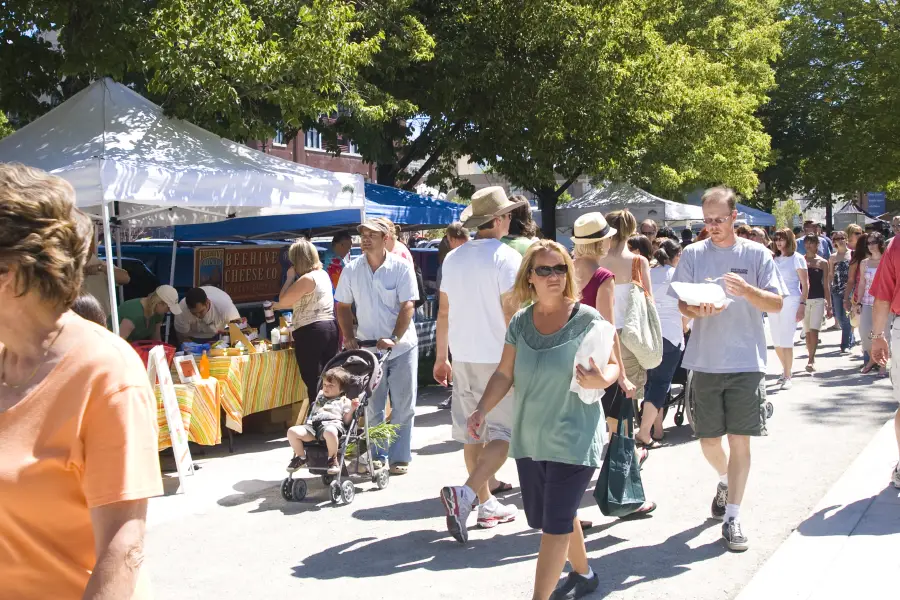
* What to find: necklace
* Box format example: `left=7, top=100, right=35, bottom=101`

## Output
left=0, top=322, right=67, bottom=389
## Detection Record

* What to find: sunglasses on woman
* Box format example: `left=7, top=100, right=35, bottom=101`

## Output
left=533, top=264, right=568, bottom=277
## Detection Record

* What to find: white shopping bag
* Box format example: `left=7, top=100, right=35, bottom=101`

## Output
left=569, top=320, right=616, bottom=404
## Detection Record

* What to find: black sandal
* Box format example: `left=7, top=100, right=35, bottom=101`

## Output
left=490, top=481, right=513, bottom=495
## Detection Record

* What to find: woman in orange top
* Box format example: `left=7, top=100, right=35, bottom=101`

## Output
left=0, top=164, right=163, bottom=599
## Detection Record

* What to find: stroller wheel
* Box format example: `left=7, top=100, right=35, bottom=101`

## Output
left=281, top=478, right=295, bottom=502
left=674, top=410, right=685, bottom=426
left=766, top=401, right=774, bottom=419
left=291, top=478, right=308, bottom=502
left=329, top=480, right=342, bottom=505
left=340, top=480, right=356, bottom=504
left=375, top=468, right=390, bottom=490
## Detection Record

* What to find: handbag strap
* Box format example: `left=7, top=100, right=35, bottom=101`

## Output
left=611, top=387, right=634, bottom=438
left=630, top=257, right=650, bottom=298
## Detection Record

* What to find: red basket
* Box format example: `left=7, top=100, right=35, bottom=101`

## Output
left=131, top=341, right=176, bottom=368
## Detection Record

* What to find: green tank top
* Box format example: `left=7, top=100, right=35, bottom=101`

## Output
left=504, top=303, right=607, bottom=467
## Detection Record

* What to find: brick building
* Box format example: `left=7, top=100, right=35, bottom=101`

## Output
left=246, top=128, right=375, bottom=180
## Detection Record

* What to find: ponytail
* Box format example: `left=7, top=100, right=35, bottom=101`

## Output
left=654, top=238, right=681, bottom=266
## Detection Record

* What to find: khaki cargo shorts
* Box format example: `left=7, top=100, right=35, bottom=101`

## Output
left=689, top=371, right=767, bottom=438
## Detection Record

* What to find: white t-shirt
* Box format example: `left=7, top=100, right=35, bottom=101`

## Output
left=174, top=286, right=241, bottom=338
left=774, top=253, right=807, bottom=297
left=440, top=238, right=522, bottom=363
left=650, top=265, right=684, bottom=347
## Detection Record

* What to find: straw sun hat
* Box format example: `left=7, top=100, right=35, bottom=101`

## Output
left=460, top=186, right=529, bottom=229
left=570, top=213, right=617, bottom=244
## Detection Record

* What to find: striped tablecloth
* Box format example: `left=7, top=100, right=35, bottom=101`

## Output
left=156, top=378, right=222, bottom=449
left=208, top=348, right=307, bottom=433
left=416, top=320, right=437, bottom=358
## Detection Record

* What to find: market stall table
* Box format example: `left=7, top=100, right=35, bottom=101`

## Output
left=156, top=378, right=223, bottom=449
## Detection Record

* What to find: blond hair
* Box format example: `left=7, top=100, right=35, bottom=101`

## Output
left=513, top=240, right=579, bottom=305
left=845, top=224, right=863, bottom=238
left=288, top=239, right=322, bottom=276
left=702, top=186, right=737, bottom=211
left=573, top=239, right=609, bottom=259
left=0, top=163, right=92, bottom=308
left=606, top=209, right=636, bottom=243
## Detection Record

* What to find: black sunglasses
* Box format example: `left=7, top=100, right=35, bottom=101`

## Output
left=533, top=264, right=568, bottom=277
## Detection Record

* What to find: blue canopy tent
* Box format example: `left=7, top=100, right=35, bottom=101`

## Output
left=735, top=203, right=776, bottom=227
left=172, top=182, right=464, bottom=240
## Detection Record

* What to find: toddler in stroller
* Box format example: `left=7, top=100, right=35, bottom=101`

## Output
left=286, top=366, right=359, bottom=475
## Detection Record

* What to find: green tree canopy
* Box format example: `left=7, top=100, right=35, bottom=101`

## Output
left=760, top=0, right=900, bottom=211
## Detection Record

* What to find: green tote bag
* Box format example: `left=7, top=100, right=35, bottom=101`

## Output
left=594, top=388, right=647, bottom=517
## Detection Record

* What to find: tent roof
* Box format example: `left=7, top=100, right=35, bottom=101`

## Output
left=0, top=78, right=364, bottom=228
left=735, top=203, right=776, bottom=227
left=558, top=182, right=703, bottom=224
left=172, top=182, right=465, bottom=240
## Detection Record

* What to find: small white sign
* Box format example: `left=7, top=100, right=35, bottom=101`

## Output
left=148, top=346, right=194, bottom=493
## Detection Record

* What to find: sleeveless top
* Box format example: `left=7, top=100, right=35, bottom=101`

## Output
left=831, top=255, right=850, bottom=295
left=862, top=265, right=878, bottom=306
left=504, top=303, right=607, bottom=467
left=808, top=266, right=826, bottom=300
left=580, top=267, right=614, bottom=309
left=291, top=269, right=335, bottom=329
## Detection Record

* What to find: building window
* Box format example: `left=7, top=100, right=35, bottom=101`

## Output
left=305, top=129, right=323, bottom=150
left=273, top=129, right=286, bottom=147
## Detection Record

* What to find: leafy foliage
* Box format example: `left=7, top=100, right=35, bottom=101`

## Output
left=773, top=198, right=802, bottom=230
left=760, top=0, right=900, bottom=204
left=0, top=112, right=12, bottom=140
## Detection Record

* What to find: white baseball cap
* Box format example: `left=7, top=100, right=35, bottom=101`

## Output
left=155, top=285, right=182, bottom=315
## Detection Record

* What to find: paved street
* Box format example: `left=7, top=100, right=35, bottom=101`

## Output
left=145, top=326, right=899, bottom=600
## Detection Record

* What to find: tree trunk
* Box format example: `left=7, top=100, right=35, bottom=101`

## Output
left=376, top=163, right=398, bottom=187
left=536, top=188, right=558, bottom=241
left=825, top=193, right=833, bottom=233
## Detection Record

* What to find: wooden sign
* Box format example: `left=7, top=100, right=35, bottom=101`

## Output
left=194, top=245, right=291, bottom=303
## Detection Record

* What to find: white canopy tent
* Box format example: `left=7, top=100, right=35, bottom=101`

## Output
left=556, top=182, right=703, bottom=244
left=0, top=78, right=365, bottom=333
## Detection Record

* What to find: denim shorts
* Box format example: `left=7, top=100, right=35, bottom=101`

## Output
left=515, top=457, right=595, bottom=535
left=643, top=339, right=683, bottom=410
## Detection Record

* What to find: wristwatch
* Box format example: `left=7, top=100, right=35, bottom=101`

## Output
left=389, top=334, right=399, bottom=343
left=869, top=332, right=885, bottom=340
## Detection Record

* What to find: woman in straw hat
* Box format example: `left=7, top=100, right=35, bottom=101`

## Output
left=467, top=239, right=619, bottom=600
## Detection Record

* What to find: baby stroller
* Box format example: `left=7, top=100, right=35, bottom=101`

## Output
left=636, top=332, right=690, bottom=429
left=281, top=343, right=391, bottom=506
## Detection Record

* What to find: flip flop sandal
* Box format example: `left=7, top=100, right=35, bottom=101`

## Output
left=390, top=463, right=409, bottom=475
left=621, top=501, right=657, bottom=520
left=652, top=434, right=666, bottom=443
left=578, top=520, right=594, bottom=531
left=637, top=448, right=651, bottom=468
left=636, top=439, right=662, bottom=450
left=490, top=481, right=514, bottom=495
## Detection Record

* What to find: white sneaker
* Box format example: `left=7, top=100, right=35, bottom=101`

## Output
left=776, top=374, right=785, bottom=385
left=477, top=497, right=518, bottom=529
left=781, top=378, right=793, bottom=390
left=892, top=463, right=900, bottom=490
left=440, top=485, right=477, bottom=543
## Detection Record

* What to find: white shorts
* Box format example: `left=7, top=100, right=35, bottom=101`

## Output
left=769, top=295, right=802, bottom=348
left=803, top=298, right=826, bottom=333
left=451, top=361, right=514, bottom=444
left=891, top=320, right=900, bottom=406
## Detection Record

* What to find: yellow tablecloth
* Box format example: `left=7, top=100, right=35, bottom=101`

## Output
left=207, top=348, right=307, bottom=433
left=156, top=378, right=222, bottom=450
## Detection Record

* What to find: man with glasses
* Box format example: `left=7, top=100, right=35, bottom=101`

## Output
left=669, top=187, right=787, bottom=552
left=174, top=286, right=242, bottom=342
left=640, top=219, right=658, bottom=243
left=436, top=186, right=525, bottom=542
left=335, top=219, right=419, bottom=476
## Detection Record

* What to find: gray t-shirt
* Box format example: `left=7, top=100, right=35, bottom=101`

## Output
left=668, top=238, right=787, bottom=373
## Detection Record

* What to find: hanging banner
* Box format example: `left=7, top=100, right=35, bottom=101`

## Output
left=148, top=346, right=193, bottom=493
left=194, top=245, right=291, bottom=303
left=867, top=192, right=886, bottom=217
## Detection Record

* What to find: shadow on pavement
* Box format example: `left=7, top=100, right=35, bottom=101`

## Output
left=794, top=385, right=896, bottom=426
left=412, top=408, right=452, bottom=428
left=415, top=440, right=464, bottom=456
left=797, top=487, right=900, bottom=537
left=291, top=520, right=725, bottom=594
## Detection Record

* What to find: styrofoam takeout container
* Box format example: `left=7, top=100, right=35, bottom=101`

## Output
left=669, top=281, right=731, bottom=309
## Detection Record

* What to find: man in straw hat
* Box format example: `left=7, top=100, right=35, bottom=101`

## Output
left=334, top=218, right=419, bottom=475
left=436, top=186, right=526, bottom=542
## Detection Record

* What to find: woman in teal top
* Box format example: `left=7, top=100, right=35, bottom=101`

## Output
left=467, top=240, right=619, bottom=600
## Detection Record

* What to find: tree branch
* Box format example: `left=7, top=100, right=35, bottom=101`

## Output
left=553, top=169, right=583, bottom=199
left=388, top=118, right=438, bottom=180
left=402, top=121, right=464, bottom=190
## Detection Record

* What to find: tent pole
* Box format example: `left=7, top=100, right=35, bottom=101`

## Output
left=102, top=202, right=120, bottom=335
left=164, top=240, right=178, bottom=344
left=115, top=225, right=124, bottom=305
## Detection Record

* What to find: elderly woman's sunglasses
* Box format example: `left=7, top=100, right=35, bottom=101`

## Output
left=533, top=264, right=568, bottom=277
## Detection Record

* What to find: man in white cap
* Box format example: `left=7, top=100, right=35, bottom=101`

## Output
left=436, top=186, right=525, bottom=543
left=111, top=284, right=182, bottom=342
left=335, top=218, right=419, bottom=475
